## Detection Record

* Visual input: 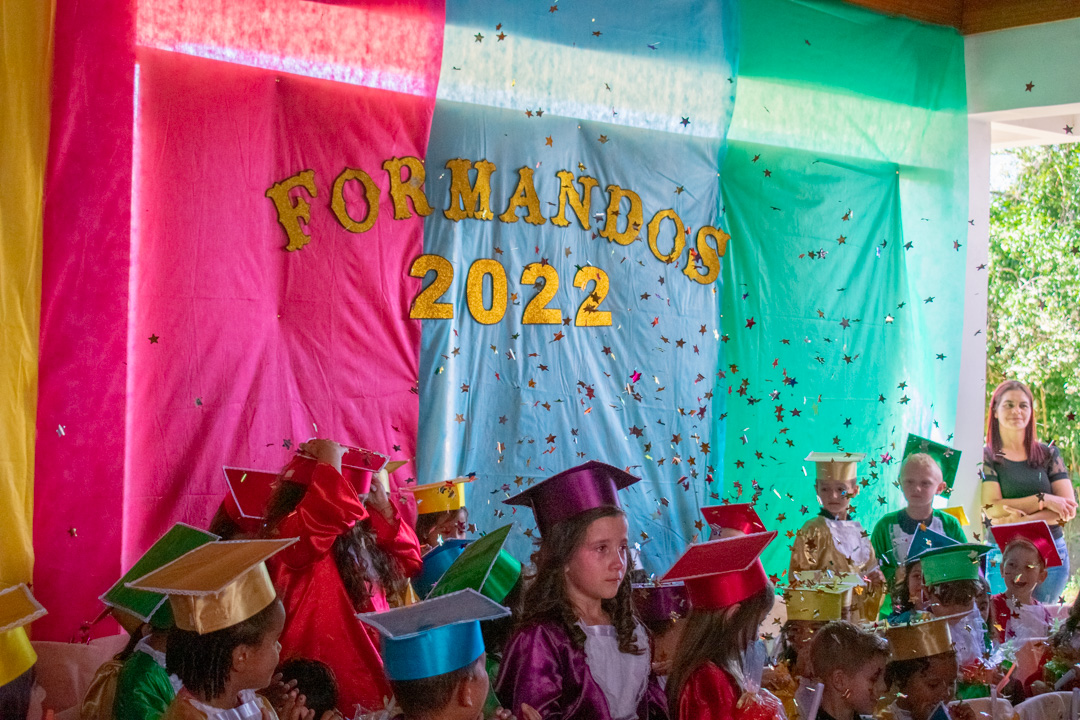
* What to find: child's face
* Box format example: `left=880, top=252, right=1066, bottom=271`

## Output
left=906, top=562, right=927, bottom=610
left=465, top=655, right=490, bottom=720
left=427, top=508, right=469, bottom=545
left=816, top=478, right=856, bottom=517
left=651, top=619, right=686, bottom=676
left=899, top=653, right=958, bottom=720
left=565, top=514, right=629, bottom=603
left=975, top=589, right=990, bottom=622
left=843, top=655, right=888, bottom=715
left=784, top=620, right=824, bottom=656
left=236, top=600, right=286, bottom=692
left=928, top=595, right=972, bottom=618
left=1002, top=543, right=1047, bottom=603
left=901, top=464, right=945, bottom=509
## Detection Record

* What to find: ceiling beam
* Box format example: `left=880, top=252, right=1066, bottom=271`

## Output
left=961, top=0, right=1080, bottom=34
left=842, top=0, right=1080, bottom=33
left=842, top=0, right=963, bottom=28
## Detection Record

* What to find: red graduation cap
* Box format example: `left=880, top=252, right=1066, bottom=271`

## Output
left=287, top=443, right=390, bottom=496
left=991, top=520, right=1062, bottom=568
left=661, top=531, right=777, bottom=611
left=222, top=467, right=279, bottom=533
left=503, top=461, right=640, bottom=537
left=341, top=445, right=389, bottom=496
left=701, top=503, right=767, bottom=536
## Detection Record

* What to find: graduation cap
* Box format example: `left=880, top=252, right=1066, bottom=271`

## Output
left=661, top=531, right=777, bottom=611
left=0, top=584, right=47, bottom=687
left=413, top=539, right=471, bottom=599
left=405, top=477, right=474, bottom=516
left=805, top=452, right=866, bottom=484
left=289, top=443, right=391, bottom=497
left=341, top=445, right=391, bottom=496
left=883, top=615, right=953, bottom=661
left=700, top=503, right=767, bottom=537
left=919, top=543, right=991, bottom=586
left=991, top=520, right=1062, bottom=568
left=0, top=585, right=47, bottom=635
left=940, top=506, right=969, bottom=526
left=503, top=461, right=640, bottom=537
left=221, top=467, right=278, bottom=533
left=783, top=583, right=854, bottom=623
left=904, top=526, right=958, bottom=564
left=428, top=524, right=522, bottom=603
left=902, top=434, right=961, bottom=491
left=631, top=582, right=689, bottom=630
left=126, top=538, right=296, bottom=634
left=100, top=523, right=218, bottom=629
left=358, top=589, right=510, bottom=682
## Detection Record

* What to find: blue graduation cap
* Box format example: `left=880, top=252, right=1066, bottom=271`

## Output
left=358, top=589, right=510, bottom=681
left=413, top=539, right=471, bottom=599
left=904, top=526, right=958, bottom=564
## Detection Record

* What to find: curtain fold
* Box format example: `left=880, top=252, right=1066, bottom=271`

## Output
left=0, top=0, right=54, bottom=587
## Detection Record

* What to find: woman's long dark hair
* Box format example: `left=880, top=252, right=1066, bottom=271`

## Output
left=260, top=479, right=404, bottom=611
left=666, top=585, right=775, bottom=719
left=986, top=379, right=1046, bottom=467
left=518, top=506, right=642, bottom=655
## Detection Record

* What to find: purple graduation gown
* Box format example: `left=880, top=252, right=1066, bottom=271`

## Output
left=496, top=618, right=669, bottom=720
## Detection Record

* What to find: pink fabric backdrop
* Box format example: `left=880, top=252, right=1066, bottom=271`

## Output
left=34, top=0, right=135, bottom=641
left=125, top=46, right=435, bottom=571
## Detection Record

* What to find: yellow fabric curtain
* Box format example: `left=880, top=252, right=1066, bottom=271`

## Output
left=0, top=0, right=54, bottom=586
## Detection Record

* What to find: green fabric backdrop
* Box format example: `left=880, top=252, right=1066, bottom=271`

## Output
left=715, top=0, right=969, bottom=578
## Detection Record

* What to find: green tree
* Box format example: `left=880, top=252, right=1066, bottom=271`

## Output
left=988, top=143, right=1080, bottom=469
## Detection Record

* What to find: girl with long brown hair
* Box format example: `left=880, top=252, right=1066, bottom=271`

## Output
left=981, top=379, right=1076, bottom=602
left=663, top=532, right=785, bottom=720
left=259, top=439, right=422, bottom=715
left=495, top=461, right=668, bottom=720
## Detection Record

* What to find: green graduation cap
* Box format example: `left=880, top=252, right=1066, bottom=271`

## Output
left=100, top=523, right=218, bottom=628
left=359, top=589, right=510, bottom=682
left=919, top=543, right=991, bottom=586
left=903, top=433, right=961, bottom=492
left=427, top=524, right=522, bottom=603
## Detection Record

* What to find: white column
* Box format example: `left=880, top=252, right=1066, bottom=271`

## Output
left=952, top=117, right=992, bottom=536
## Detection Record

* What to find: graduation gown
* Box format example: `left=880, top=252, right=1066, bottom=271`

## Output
left=496, top=618, right=668, bottom=720
left=677, top=662, right=787, bottom=720
left=268, top=463, right=423, bottom=715
left=114, top=647, right=178, bottom=720
left=160, top=689, right=276, bottom=720
left=790, top=514, right=883, bottom=620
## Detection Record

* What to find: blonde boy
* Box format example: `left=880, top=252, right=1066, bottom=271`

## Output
left=871, top=449, right=967, bottom=616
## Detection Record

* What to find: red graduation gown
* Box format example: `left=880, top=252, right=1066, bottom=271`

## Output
left=678, top=662, right=787, bottom=720
left=268, top=463, right=422, bottom=715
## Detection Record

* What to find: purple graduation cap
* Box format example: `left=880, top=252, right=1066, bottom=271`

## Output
left=503, top=461, right=640, bottom=536
left=632, top=582, right=689, bottom=632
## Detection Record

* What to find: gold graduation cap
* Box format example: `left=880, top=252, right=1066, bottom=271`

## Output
left=883, top=615, right=953, bottom=661
left=783, top=582, right=855, bottom=622
left=0, top=584, right=47, bottom=686
left=0, top=584, right=47, bottom=634
left=940, top=506, right=970, bottom=527
left=805, top=452, right=866, bottom=483
left=406, top=477, right=474, bottom=515
left=126, top=539, right=295, bottom=634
